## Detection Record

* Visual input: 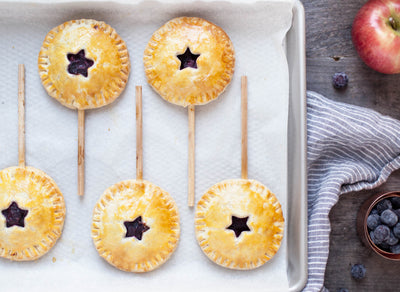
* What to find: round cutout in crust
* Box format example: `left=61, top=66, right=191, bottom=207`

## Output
left=0, top=166, right=66, bottom=261
left=91, top=180, right=180, bottom=273
left=38, top=19, right=130, bottom=110
left=195, top=179, right=284, bottom=270
left=143, top=17, right=235, bottom=107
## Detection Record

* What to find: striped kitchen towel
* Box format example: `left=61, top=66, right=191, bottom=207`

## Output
left=303, top=91, right=400, bottom=292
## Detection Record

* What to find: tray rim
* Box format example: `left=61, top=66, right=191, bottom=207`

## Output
left=286, top=1, right=307, bottom=291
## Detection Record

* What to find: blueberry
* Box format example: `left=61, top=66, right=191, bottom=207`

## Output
left=367, top=214, right=380, bottom=230
left=386, top=231, right=399, bottom=246
left=376, top=199, right=392, bottom=214
left=351, top=264, right=366, bottom=280
left=369, top=230, right=380, bottom=245
left=332, top=72, right=349, bottom=89
left=393, top=223, right=400, bottom=238
left=337, top=289, right=348, bottom=292
left=390, top=197, right=400, bottom=209
left=374, top=225, right=391, bottom=242
left=378, top=242, right=390, bottom=251
left=390, top=244, right=400, bottom=254
left=380, top=209, right=398, bottom=227
left=370, top=208, right=379, bottom=215
left=393, top=209, right=400, bottom=219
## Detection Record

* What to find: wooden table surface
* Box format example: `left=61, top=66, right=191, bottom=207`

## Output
left=303, top=0, right=400, bottom=291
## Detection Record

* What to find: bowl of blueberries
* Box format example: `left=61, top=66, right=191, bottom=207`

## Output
left=358, top=191, right=400, bottom=259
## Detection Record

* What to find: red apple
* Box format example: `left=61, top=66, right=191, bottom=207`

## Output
left=352, top=0, right=400, bottom=74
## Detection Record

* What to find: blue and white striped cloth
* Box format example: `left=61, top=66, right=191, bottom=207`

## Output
left=303, top=91, right=400, bottom=292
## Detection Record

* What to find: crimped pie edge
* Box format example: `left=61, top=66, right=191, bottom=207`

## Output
left=38, top=19, right=130, bottom=110
left=143, top=16, right=235, bottom=107
left=91, top=179, right=180, bottom=273
left=0, top=166, right=66, bottom=261
left=195, top=178, right=284, bottom=270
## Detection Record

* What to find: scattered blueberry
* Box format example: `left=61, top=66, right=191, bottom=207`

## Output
left=376, top=199, right=392, bottom=214
left=381, top=209, right=398, bottom=227
left=351, top=264, right=366, bottom=280
left=390, top=244, right=400, bottom=254
left=332, top=72, right=349, bottom=89
left=337, top=289, right=348, bottom=292
left=393, top=223, right=400, bottom=239
left=367, top=214, right=380, bottom=230
left=390, top=197, right=400, bottom=209
left=386, top=231, right=399, bottom=245
left=374, top=225, right=391, bottom=242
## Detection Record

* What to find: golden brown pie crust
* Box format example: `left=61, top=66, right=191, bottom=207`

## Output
left=0, top=166, right=66, bottom=261
left=195, top=179, right=284, bottom=270
left=38, top=19, right=130, bottom=110
left=91, top=180, right=180, bottom=272
left=143, top=17, right=235, bottom=107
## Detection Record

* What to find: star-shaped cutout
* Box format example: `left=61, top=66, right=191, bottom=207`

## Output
left=2, top=201, right=28, bottom=228
left=67, top=49, right=94, bottom=77
left=124, top=216, right=150, bottom=240
left=177, top=47, right=200, bottom=70
left=226, top=215, right=251, bottom=238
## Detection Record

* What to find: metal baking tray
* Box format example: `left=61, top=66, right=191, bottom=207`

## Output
left=0, top=0, right=307, bottom=291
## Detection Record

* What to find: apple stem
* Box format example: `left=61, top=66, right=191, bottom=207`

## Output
left=389, top=17, right=398, bottom=31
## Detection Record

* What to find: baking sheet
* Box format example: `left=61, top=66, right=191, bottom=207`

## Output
left=0, top=0, right=306, bottom=291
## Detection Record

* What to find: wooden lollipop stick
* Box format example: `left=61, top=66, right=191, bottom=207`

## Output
left=136, top=86, right=143, bottom=181
left=241, top=76, right=248, bottom=180
left=188, top=105, right=195, bottom=207
left=18, top=64, right=25, bottom=168
left=78, top=109, right=85, bottom=196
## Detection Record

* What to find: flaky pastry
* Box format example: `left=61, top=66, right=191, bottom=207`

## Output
left=92, top=180, right=180, bottom=272
left=143, top=17, right=235, bottom=107
left=195, top=179, right=284, bottom=270
left=0, top=166, right=66, bottom=261
left=38, top=19, right=130, bottom=110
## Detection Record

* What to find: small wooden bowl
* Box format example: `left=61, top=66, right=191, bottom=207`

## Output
left=357, top=191, right=400, bottom=260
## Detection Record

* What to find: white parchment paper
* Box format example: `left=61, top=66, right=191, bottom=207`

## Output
left=0, top=1, right=293, bottom=291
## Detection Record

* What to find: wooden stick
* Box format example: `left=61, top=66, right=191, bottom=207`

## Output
left=241, top=76, right=248, bottom=180
left=78, top=109, right=85, bottom=196
left=136, top=86, right=143, bottom=180
left=188, top=105, right=195, bottom=207
left=18, top=64, right=25, bottom=168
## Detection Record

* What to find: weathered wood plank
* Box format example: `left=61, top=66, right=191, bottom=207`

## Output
left=307, top=56, right=400, bottom=119
left=325, top=170, right=400, bottom=292
left=303, top=0, right=400, bottom=290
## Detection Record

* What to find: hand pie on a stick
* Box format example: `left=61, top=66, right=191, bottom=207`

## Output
left=0, top=65, right=65, bottom=261
left=38, top=19, right=130, bottom=196
left=91, top=87, right=180, bottom=273
left=144, top=17, right=235, bottom=206
left=195, top=77, right=284, bottom=270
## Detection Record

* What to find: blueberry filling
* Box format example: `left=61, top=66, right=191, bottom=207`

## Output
left=2, top=201, right=28, bottom=228
left=226, top=215, right=251, bottom=238
left=67, top=49, right=94, bottom=77
left=177, top=47, right=200, bottom=70
left=124, top=216, right=150, bottom=240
